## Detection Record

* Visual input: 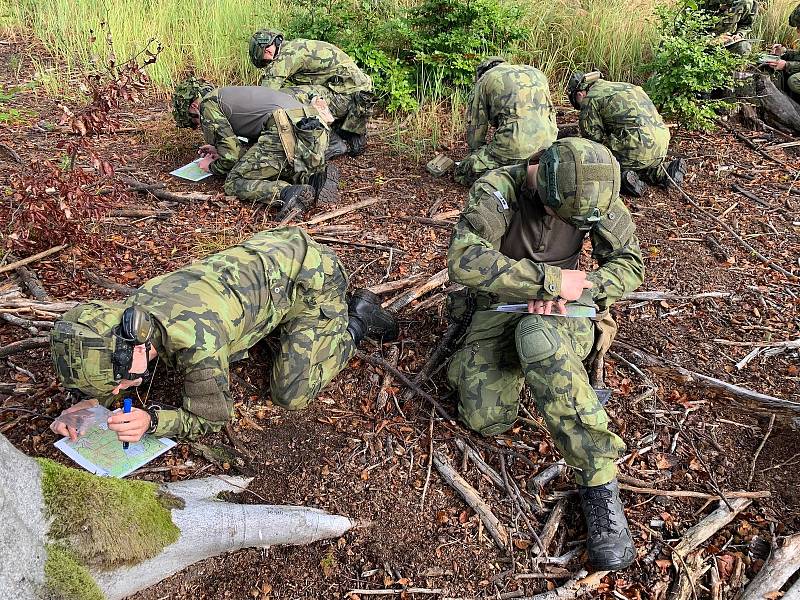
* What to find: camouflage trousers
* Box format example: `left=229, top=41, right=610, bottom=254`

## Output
left=271, top=261, right=356, bottom=409
left=454, top=120, right=556, bottom=186
left=291, top=84, right=373, bottom=136
left=224, top=124, right=322, bottom=205
left=447, top=310, right=625, bottom=486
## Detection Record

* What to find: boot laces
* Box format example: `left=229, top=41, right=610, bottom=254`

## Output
left=584, top=486, right=616, bottom=536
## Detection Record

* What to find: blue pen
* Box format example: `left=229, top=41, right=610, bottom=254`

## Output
left=122, top=397, right=132, bottom=450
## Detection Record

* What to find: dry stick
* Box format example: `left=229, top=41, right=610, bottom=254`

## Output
left=530, top=459, right=567, bottom=494
left=384, top=268, right=449, bottom=312
left=0, top=337, right=49, bottom=359
left=665, top=171, right=797, bottom=281
left=454, top=438, right=505, bottom=489
left=535, top=499, right=566, bottom=557
left=396, top=215, right=455, bottom=229
left=420, top=408, right=435, bottom=508
left=275, top=208, right=301, bottom=227
left=368, top=275, right=424, bottom=295
left=519, top=569, right=609, bottom=600
left=500, top=454, right=546, bottom=554
left=746, top=413, right=776, bottom=487
left=84, top=269, right=138, bottom=295
left=300, top=197, right=381, bottom=226
left=673, top=498, right=752, bottom=559
left=0, top=142, right=22, bottom=164
left=716, top=118, right=795, bottom=172
left=375, top=345, right=400, bottom=412
left=0, top=245, right=67, bottom=275
left=614, top=340, right=800, bottom=416
left=432, top=450, right=509, bottom=551
left=119, top=175, right=213, bottom=204
left=313, top=235, right=402, bottom=254
left=3, top=254, right=51, bottom=301
left=346, top=589, right=443, bottom=596
left=549, top=486, right=768, bottom=501
left=670, top=550, right=706, bottom=600
left=400, top=322, right=462, bottom=404
left=730, top=183, right=770, bottom=208
left=1, top=313, right=52, bottom=334
left=619, top=291, right=731, bottom=302
left=355, top=351, right=454, bottom=421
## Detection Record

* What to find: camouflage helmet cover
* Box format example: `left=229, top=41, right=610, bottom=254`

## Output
left=50, top=301, right=128, bottom=399
left=172, top=77, right=214, bottom=128
left=250, top=29, right=285, bottom=68
left=536, top=137, right=620, bottom=231
left=790, top=4, right=800, bottom=27
left=566, top=70, right=602, bottom=109
left=475, top=56, right=506, bottom=80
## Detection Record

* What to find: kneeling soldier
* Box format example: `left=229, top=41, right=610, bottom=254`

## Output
left=454, top=57, right=558, bottom=187
left=172, top=78, right=339, bottom=217
left=447, top=138, right=644, bottom=570
left=250, top=30, right=374, bottom=156
left=764, top=6, right=800, bottom=101
left=50, top=227, right=398, bottom=442
left=567, top=71, right=686, bottom=197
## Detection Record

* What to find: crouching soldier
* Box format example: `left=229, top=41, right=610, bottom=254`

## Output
left=250, top=29, right=374, bottom=156
left=764, top=5, right=800, bottom=101
left=567, top=71, right=687, bottom=197
left=699, top=0, right=758, bottom=54
left=454, top=57, right=558, bottom=187
left=172, top=78, right=339, bottom=218
left=49, top=227, right=398, bottom=442
left=447, top=138, right=645, bottom=570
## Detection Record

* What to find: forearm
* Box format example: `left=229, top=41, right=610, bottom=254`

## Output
left=448, top=221, right=562, bottom=299
left=209, top=136, right=244, bottom=176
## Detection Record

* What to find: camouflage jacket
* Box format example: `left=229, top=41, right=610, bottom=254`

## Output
left=447, top=164, right=644, bottom=312
left=700, top=0, right=757, bottom=36
left=126, top=227, right=344, bottom=439
left=199, top=87, right=309, bottom=176
left=259, top=39, right=373, bottom=95
left=579, top=80, right=670, bottom=165
left=465, top=63, right=557, bottom=153
left=781, top=49, right=800, bottom=76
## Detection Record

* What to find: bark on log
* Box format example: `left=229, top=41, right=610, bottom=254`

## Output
left=753, top=73, right=800, bottom=134
left=0, top=337, right=49, bottom=359
left=673, top=498, right=751, bottom=561
left=384, top=269, right=449, bottom=312
left=0, top=434, right=355, bottom=600
left=739, top=534, right=800, bottom=600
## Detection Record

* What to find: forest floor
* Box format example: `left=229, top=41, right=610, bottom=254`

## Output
left=1, top=38, right=799, bottom=600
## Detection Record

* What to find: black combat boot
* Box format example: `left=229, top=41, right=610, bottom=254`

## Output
left=347, top=289, right=399, bottom=344
left=578, top=478, right=636, bottom=571
left=314, top=164, right=340, bottom=205
left=276, top=184, right=315, bottom=219
left=620, top=170, right=646, bottom=197
left=325, top=131, right=350, bottom=161
left=340, top=130, right=367, bottom=157
left=664, top=158, right=687, bottom=187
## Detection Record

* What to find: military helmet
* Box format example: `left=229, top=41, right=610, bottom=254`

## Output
left=790, top=4, right=800, bottom=27
left=172, top=77, right=214, bottom=128
left=566, top=70, right=602, bottom=109
left=50, top=302, right=154, bottom=399
left=536, top=137, right=620, bottom=231
left=250, top=29, right=284, bottom=68
left=475, top=56, right=506, bottom=81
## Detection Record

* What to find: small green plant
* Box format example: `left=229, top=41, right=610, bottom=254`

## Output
left=644, top=0, right=746, bottom=130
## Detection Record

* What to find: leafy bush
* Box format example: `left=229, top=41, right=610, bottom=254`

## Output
left=644, top=0, right=746, bottom=130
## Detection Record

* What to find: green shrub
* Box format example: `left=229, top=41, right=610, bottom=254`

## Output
left=644, top=0, right=746, bottom=130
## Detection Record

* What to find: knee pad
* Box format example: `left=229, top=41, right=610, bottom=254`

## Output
left=516, top=317, right=558, bottom=364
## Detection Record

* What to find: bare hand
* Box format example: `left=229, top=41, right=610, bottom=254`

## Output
left=107, top=407, right=151, bottom=443
left=527, top=298, right=567, bottom=315
left=772, top=43, right=786, bottom=55
left=197, top=155, right=216, bottom=172
left=51, top=398, right=99, bottom=441
left=559, top=269, right=593, bottom=302
left=198, top=144, right=219, bottom=159
left=766, top=59, right=787, bottom=71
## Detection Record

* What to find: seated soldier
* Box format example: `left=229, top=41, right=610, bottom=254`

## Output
left=699, top=0, right=758, bottom=55
left=172, top=78, right=340, bottom=218
left=50, top=227, right=398, bottom=442
left=249, top=29, right=374, bottom=156
left=567, top=71, right=687, bottom=197
left=447, top=138, right=645, bottom=570
left=454, top=57, right=558, bottom=187
left=764, top=5, right=800, bottom=100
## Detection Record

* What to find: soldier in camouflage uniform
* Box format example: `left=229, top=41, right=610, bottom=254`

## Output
left=700, top=0, right=758, bottom=54
left=49, top=227, right=398, bottom=441
left=250, top=30, right=374, bottom=155
left=172, top=78, right=339, bottom=217
left=567, top=71, right=687, bottom=197
left=764, top=5, right=800, bottom=98
left=447, top=138, right=644, bottom=570
left=454, top=57, right=558, bottom=187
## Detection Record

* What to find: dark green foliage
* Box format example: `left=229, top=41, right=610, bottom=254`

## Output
left=286, top=0, right=524, bottom=110
left=644, top=0, right=746, bottom=130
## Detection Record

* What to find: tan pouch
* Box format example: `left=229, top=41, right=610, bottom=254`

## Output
left=427, top=153, right=455, bottom=176
left=585, top=309, right=618, bottom=387
left=273, top=109, right=296, bottom=163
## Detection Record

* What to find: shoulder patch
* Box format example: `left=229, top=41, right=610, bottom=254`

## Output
left=493, top=190, right=509, bottom=210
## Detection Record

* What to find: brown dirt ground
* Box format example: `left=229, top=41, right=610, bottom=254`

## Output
left=1, top=38, right=800, bottom=600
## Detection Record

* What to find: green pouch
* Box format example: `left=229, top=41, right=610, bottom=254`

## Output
left=427, top=153, right=455, bottom=177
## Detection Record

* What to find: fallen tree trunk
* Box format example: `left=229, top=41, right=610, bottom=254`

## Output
left=739, top=534, right=800, bottom=600
left=0, top=434, right=355, bottom=600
